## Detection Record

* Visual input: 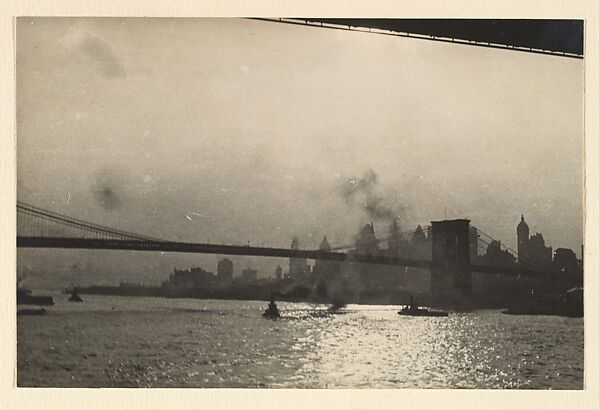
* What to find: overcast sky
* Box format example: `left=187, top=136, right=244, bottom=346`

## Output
left=16, top=18, right=584, bottom=286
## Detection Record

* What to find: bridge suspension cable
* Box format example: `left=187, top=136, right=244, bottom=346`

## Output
left=17, top=201, right=163, bottom=242
left=473, top=225, right=548, bottom=272
left=476, top=234, right=544, bottom=271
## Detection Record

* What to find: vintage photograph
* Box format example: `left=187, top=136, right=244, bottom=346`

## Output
left=15, top=18, right=584, bottom=389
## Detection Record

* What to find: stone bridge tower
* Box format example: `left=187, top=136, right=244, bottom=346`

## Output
left=430, top=219, right=472, bottom=307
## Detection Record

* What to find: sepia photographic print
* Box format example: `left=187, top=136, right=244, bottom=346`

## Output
left=3, top=3, right=599, bottom=409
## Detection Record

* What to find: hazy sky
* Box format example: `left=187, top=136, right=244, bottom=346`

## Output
left=16, top=18, right=584, bottom=286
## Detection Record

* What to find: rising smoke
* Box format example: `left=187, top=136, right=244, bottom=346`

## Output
left=339, top=168, right=406, bottom=224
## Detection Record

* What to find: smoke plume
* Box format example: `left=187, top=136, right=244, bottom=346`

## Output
left=339, top=168, right=405, bottom=223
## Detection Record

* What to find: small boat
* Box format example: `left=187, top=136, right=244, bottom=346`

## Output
left=17, top=308, right=47, bottom=316
left=17, top=288, right=54, bottom=306
left=328, top=301, right=346, bottom=312
left=263, top=292, right=281, bottom=319
left=398, top=297, right=448, bottom=317
left=69, top=288, right=84, bottom=302
left=398, top=306, right=449, bottom=317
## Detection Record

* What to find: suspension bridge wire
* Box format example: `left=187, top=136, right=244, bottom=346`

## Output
left=17, top=202, right=164, bottom=242
left=18, top=205, right=118, bottom=240
left=17, top=204, right=157, bottom=241
left=473, top=225, right=528, bottom=257
left=474, top=242, right=542, bottom=275
left=473, top=225, right=548, bottom=270
left=476, top=235, right=545, bottom=272
left=18, top=207, right=124, bottom=241
left=476, top=234, right=548, bottom=272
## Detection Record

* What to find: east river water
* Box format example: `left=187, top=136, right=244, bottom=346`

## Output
left=17, top=295, right=583, bottom=389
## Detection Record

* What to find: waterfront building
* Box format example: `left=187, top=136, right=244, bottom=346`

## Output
left=527, top=233, right=553, bottom=266
left=163, top=266, right=216, bottom=289
left=289, top=237, right=309, bottom=280
left=553, top=248, right=580, bottom=275
left=241, top=266, right=258, bottom=281
left=480, top=240, right=516, bottom=267
left=217, top=258, right=233, bottom=282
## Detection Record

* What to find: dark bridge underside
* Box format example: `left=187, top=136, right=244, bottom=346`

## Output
left=17, top=236, right=558, bottom=280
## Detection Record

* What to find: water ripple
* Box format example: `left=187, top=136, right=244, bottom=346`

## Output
left=17, top=296, right=583, bottom=389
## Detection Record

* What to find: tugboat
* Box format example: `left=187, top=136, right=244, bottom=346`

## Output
left=398, top=296, right=449, bottom=317
left=17, top=287, right=54, bottom=306
left=327, top=300, right=347, bottom=313
left=68, top=287, right=84, bottom=302
left=17, top=308, right=47, bottom=316
left=263, top=292, right=281, bottom=319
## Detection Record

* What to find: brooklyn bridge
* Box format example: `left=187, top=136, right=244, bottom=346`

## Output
left=16, top=201, right=579, bottom=299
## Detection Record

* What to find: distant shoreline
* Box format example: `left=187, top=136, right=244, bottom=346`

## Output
left=55, top=284, right=583, bottom=316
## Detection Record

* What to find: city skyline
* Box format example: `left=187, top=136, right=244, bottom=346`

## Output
left=17, top=205, right=582, bottom=287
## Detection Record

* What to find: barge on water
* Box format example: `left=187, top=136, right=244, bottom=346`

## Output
left=398, top=297, right=449, bottom=317
left=17, top=288, right=54, bottom=306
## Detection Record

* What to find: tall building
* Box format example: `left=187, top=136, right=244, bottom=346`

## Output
left=314, top=236, right=339, bottom=277
left=481, top=240, right=516, bottom=267
left=410, top=225, right=430, bottom=260
left=289, top=237, right=309, bottom=280
left=217, top=258, right=233, bottom=282
left=355, top=223, right=380, bottom=256
left=516, top=215, right=552, bottom=268
left=274, top=264, right=283, bottom=281
left=517, top=215, right=529, bottom=263
left=319, top=235, right=331, bottom=252
left=527, top=233, right=553, bottom=266
left=240, top=266, right=258, bottom=281
left=387, top=219, right=411, bottom=258
left=313, top=236, right=330, bottom=274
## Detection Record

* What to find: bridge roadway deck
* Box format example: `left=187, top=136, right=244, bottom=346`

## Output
left=17, top=236, right=559, bottom=280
